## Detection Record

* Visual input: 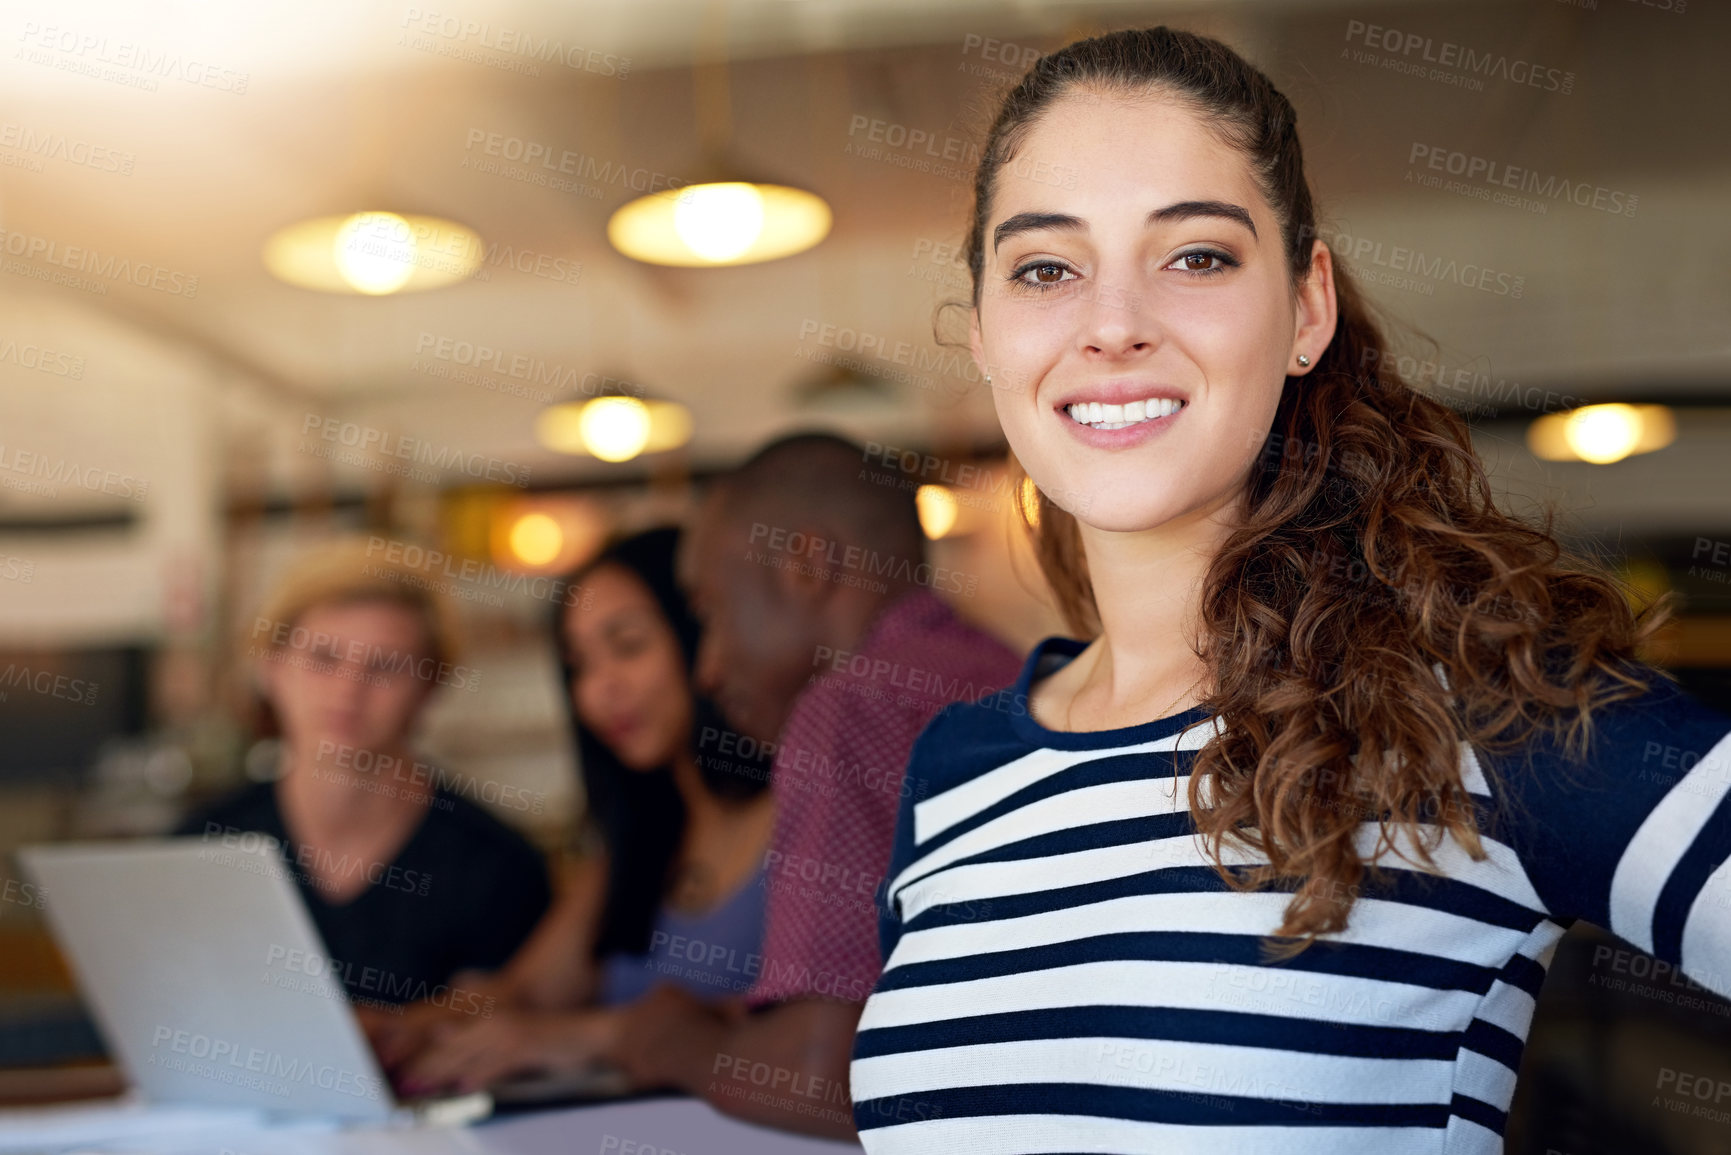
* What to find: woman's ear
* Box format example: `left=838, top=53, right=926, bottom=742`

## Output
left=1290, top=239, right=1338, bottom=374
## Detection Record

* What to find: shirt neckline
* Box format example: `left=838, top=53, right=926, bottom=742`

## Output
left=1008, top=636, right=1215, bottom=750
left=267, top=778, right=445, bottom=912
left=660, top=857, right=769, bottom=927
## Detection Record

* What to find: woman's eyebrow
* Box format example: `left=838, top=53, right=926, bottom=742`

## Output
left=1150, top=199, right=1257, bottom=239
left=991, top=200, right=1257, bottom=253
left=992, top=211, right=1083, bottom=252
left=600, top=610, right=653, bottom=637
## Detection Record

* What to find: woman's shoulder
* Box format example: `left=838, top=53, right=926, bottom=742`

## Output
left=1560, top=665, right=1727, bottom=749
left=905, top=635, right=1089, bottom=759
left=1478, top=663, right=1731, bottom=801
left=901, top=678, right=1044, bottom=800
left=1579, top=668, right=1731, bottom=777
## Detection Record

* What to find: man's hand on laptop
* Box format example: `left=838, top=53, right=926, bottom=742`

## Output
left=390, top=1008, right=627, bottom=1096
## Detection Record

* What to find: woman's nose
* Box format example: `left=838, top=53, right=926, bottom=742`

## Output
left=1076, top=277, right=1162, bottom=360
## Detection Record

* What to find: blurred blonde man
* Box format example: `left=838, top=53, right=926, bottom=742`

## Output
left=177, top=538, right=550, bottom=1016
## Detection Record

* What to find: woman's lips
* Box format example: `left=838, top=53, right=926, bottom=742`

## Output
left=1064, top=397, right=1185, bottom=428
left=601, top=715, right=643, bottom=746
left=1058, top=396, right=1186, bottom=448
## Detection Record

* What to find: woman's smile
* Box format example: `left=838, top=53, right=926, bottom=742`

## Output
left=1054, top=379, right=1191, bottom=447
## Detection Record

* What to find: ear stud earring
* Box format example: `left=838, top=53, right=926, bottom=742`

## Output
left=1296, top=354, right=1311, bottom=368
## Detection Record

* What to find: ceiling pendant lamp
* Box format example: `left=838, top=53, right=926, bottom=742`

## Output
left=607, top=36, right=829, bottom=268
left=534, top=393, right=693, bottom=464
left=1527, top=403, right=1676, bottom=465
left=262, top=211, right=482, bottom=295
left=609, top=177, right=830, bottom=267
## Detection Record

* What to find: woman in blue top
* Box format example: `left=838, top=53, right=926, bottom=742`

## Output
left=373, top=528, right=777, bottom=1094
left=850, top=26, right=1731, bottom=1154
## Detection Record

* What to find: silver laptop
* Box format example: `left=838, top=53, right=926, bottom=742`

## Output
left=20, top=838, right=494, bottom=1125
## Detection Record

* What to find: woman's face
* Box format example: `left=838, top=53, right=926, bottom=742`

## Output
left=562, top=563, right=694, bottom=772
left=972, top=88, right=1334, bottom=535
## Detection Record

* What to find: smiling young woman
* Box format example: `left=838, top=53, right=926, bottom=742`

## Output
left=847, top=26, right=1731, bottom=1154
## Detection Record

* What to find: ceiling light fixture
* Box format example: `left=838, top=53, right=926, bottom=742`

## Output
left=1527, top=403, right=1676, bottom=465
left=609, top=180, right=830, bottom=267
left=483, top=496, right=610, bottom=576
left=605, top=28, right=830, bottom=268
left=508, top=512, right=565, bottom=566
left=263, top=211, right=482, bottom=294
left=534, top=395, right=693, bottom=464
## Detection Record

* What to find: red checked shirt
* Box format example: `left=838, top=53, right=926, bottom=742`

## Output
left=745, top=589, right=1022, bottom=1007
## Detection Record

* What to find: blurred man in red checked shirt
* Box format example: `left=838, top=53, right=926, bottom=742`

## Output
left=607, top=433, right=1021, bottom=1139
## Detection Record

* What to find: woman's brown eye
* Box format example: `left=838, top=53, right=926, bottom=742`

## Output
left=1034, top=264, right=1064, bottom=283
left=1183, top=253, right=1215, bottom=271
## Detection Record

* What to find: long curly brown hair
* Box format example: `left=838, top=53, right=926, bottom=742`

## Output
left=965, top=26, right=1672, bottom=942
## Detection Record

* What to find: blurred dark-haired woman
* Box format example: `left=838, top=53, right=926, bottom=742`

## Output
left=368, top=527, right=776, bottom=1095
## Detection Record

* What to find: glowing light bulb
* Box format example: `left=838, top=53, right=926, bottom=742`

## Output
left=1563, top=403, right=1643, bottom=464
left=1017, top=476, right=1043, bottom=527
left=916, top=485, right=960, bottom=540
left=673, top=183, right=765, bottom=262
left=509, top=512, right=564, bottom=566
left=578, top=397, right=653, bottom=462
left=609, top=183, right=829, bottom=267
left=332, top=212, right=417, bottom=294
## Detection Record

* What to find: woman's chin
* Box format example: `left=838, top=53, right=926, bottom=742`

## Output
left=618, top=743, right=676, bottom=773
left=1059, top=494, right=1192, bottom=535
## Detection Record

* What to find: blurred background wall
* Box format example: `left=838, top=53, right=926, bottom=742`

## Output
left=0, top=0, right=1727, bottom=1148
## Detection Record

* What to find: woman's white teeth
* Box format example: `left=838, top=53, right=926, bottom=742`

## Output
left=1067, top=397, right=1184, bottom=429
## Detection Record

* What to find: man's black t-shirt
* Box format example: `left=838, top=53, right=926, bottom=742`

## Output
left=176, top=780, right=551, bottom=1005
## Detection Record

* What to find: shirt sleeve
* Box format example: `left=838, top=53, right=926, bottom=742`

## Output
left=1482, top=672, right=1731, bottom=996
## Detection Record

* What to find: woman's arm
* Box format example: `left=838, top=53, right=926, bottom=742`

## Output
left=1486, top=675, right=1731, bottom=995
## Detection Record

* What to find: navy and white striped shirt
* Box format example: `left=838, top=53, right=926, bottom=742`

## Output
left=850, top=637, right=1731, bottom=1153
